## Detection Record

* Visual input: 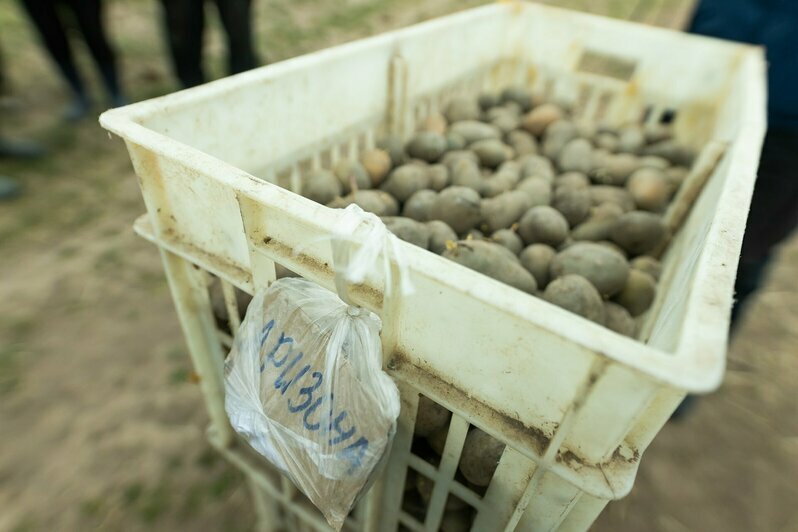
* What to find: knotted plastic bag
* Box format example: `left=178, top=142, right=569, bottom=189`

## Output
left=224, top=205, right=406, bottom=530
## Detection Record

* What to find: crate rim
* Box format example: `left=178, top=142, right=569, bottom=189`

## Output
left=100, top=1, right=767, bottom=396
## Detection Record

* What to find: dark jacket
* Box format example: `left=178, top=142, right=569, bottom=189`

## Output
left=690, top=0, right=798, bottom=129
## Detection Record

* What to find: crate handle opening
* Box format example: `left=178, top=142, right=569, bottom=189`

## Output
left=576, top=49, right=638, bottom=81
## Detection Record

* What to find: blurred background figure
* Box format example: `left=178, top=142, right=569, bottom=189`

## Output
left=671, top=0, right=798, bottom=419
left=17, top=0, right=125, bottom=120
left=159, top=0, right=259, bottom=88
left=690, top=0, right=798, bottom=327
left=0, top=41, right=44, bottom=201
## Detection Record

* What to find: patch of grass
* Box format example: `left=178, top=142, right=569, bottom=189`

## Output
left=94, top=246, right=123, bottom=272
left=208, top=468, right=239, bottom=499
left=169, top=366, right=190, bottom=385
left=11, top=516, right=37, bottom=532
left=0, top=346, right=23, bottom=396
left=137, top=481, right=170, bottom=523
left=58, top=244, right=79, bottom=258
left=80, top=497, right=105, bottom=518
left=123, top=483, right=143, bottom=506
left=196, top=447, right=219, bottom=469
left=167, top=454, right=184, bottom=471
left=180, top=484, right=205, bottom=517
left=165, top=345, right=185, bottom=361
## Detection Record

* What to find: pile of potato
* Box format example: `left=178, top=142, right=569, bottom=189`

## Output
left=301, top=86, right=694, bottom=337
left=399, top=396, right=501, bottom=531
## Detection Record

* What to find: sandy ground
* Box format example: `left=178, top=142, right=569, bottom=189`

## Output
left=0, top=1, right=796, bottom=531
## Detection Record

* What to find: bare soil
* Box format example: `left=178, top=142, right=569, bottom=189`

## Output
left=0, top=1, right=795, bottom=531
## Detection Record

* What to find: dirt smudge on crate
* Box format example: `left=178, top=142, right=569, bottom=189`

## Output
left=387, top=353, right=552, bottom=458
left=262, top=238, right=384, bottom=310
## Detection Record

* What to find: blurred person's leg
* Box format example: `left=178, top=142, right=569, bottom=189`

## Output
left=213, top=0, right=258, bottom=75
left=159, top=0, right=205, bottom=88
left=731, top=129, right=798, bottom=326
left=63, top=0, right=126, bottom=107
left=673, top=130, right=798, bottom=421
left=0, top=176, right=22, bottom=201
left=0, top=38, right=44, bottom=201
left=18, top=0, right=90, bottom=120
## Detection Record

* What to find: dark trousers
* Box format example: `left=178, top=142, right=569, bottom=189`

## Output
left=731, top=129, right=798, bottom=324
left=18, top=0, right=121, bottom=99
left=159, top=0, right=257, bottom=88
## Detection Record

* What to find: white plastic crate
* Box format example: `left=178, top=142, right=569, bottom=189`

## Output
left=101, top=3, right=765, bottom=530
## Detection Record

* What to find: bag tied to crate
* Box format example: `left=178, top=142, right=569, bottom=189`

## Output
left=224, top=205, right=406, bottom=530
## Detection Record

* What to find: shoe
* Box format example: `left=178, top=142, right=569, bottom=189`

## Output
left=110, top=92, right=128, bottom=108
left=0, top=176, right=22, bottom=201
left=63, top=95, right=91, bottom=121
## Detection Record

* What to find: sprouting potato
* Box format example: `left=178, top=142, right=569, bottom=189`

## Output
left=500, top=85, right=534, bottom=112
left=506, top=129, right=538, bottom=156
left=440, top=510, right=473, bottom=532
left=311, top=86, right=702, bottom=337
left=571, top=202, right=624, bottom=241
left=643, top=139, right=695, bottom=166
left=554, top=171, right=590, bottom=190
left=445, top=95, right=482, bottom=123
left=558, top=138, right=593, bottom=174
left=449, top=157, right=484, bottom=192
left=604, top=301, right=636, bottom=337
left=552, top=185, right=591, bottom=226
left=614, top=269, right=657, bottom=316
left=414, top=395, right=451, bottom=436
left=416, top=475, right=468, bottom=511
left=480, top=161, right=522, bottom=197
left=443, top=240, right=538, bottom=294
left=491, top=229, right=524, bottom=255
left=610, top=210, right=666, bottom=256
left=591, top=153, right=640, bottom=186
left=594, top=131, right=620, bottom=152
left=406, top=131, right=448, bottom=163
left=327, top=189, right=399, bottom=217
left=516, top=176, right=552, bottom=206
left=549, top=242, right=630, bottom=297
left=382, top=216, right=431, bottom=249
left=521, top=103, right=563, bottom=136
left=446, top=132, right=467, bottom=151
left=426, top=220, right=458, bottom=255
left=639, top=155, right=670, bottom=170
left=420, top=111, right=448, bottom=135
left=459, top=428, right=506, bottom=487
left=542, top=119, right=578, bottom=160
left=302, top=169, right=342, bottom=205
left=630, top=255, right=662, bottom=280
left=360, top=148, right=393, bottom=187
left=333, top=159, right=371, bottom=193
left=430, top=186, right=483, bottom=234
left=402, top=189, right=438, bottom=221
left=449, top=120, right=501, bottom=144
left=627, top=167, right=671, bottom=212
left=380, top=164, right=431, bottom=202
left=617, top=125, right=645, bottom=154
left=481, top=190, right=531, bottom=233
left=488, top=107, right=521, bottom=133
left=518, top=154, right=555, bottom=181
left=478, top=91, right=501, bottom=110
left=590, top=185, right=636, bottom=212
left=543, top=274, right=605, bottom=324
left=377, top=134, right=407, bottom=166
left=427, top=164, right=450, bottom=191
left=520, top=243, right=556, bottom=288
left=470, top=138, right=513, bottom=168
left=518, top=206, right=569, bottom=247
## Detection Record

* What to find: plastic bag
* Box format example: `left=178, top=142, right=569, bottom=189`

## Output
left=224, top=205, right=406, bottom=530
